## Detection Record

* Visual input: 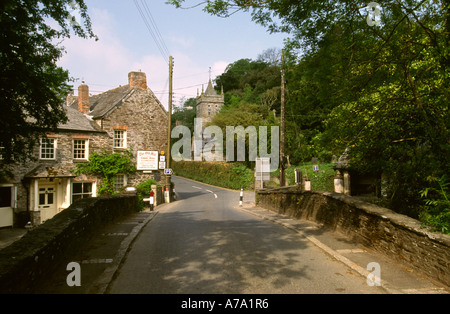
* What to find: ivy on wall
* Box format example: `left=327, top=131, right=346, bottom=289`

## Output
left=74, top=149, right=136, bottom=196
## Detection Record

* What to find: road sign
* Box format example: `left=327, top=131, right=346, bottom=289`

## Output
left=164, top=168, right=173, bottom=175
left=255, top=157, right=271, bottom=189
left=255, top=157, right=271, bottom=180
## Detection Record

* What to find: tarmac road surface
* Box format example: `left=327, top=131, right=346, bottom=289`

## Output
left=108, top=176, right=387, bottom=294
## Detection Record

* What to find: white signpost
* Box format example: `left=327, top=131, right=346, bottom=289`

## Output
left=143, top=191, right=154, bottom=211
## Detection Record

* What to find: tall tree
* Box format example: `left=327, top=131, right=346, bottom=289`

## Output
left=168, top=0, right=449, bottom=223
left=0, top=0, right=96, bottom=164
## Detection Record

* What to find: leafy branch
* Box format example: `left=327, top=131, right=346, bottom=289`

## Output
left=420, top=175, right=450, bottom=234
left=74, top=149, right=136, bottom=196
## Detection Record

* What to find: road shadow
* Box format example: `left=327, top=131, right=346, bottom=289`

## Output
left=176, top=191, right=205, bottom=200
left=111, top=204, right=328, bottom=294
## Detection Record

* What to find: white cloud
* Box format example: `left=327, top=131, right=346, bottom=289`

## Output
left=57, top=7, right=229, bottom=109
left=58, top=9, right=135, bottom=90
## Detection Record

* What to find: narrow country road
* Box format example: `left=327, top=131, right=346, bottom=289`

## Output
left=108, top=176, right=386, bottom=294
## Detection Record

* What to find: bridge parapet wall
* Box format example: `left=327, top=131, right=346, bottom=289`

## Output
left=0, top=194, right=138, bottom=293
left=256, top=187, right=450, bottom=287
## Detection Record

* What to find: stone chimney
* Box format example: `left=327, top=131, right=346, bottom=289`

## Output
left=66, top=90, right=75, bottom=106
left=78, top=83, right=90, bottom=114
left=128, top=71, right=147, bottom=90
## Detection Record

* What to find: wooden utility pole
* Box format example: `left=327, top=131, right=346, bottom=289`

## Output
left=166, top=56, right=173, bottom=202
left=280, top=51, right=286, bottom=187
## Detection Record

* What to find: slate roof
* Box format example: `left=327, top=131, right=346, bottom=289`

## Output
left=67, top=85, right=134, bottom=119
left=88, top=85, right=135, bottom=119
left=58, top=106, right=103, bottom=133
left=67, top=83, right=168, bottom=123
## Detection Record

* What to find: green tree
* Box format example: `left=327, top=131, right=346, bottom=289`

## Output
left=172, top=97, right=197, bottom=134
left=210, top=100, right=277, bottom=167
left=0, top=0, right=96, bottom=163
left=168, top=0, right=450, bottom=225
left=215, top=56, right=281, bottom=111
left=322, top=3, right=449, bottom=217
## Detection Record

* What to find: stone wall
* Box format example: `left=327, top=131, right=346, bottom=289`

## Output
left=256, top=187, right=450, bottom=287
left=0, top=193, right=138, bottom=293
left=101, top=88, right=168, bottom=187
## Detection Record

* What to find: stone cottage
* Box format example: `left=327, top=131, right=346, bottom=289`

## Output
left=67, top=71, right=169, bottom=187
left=0, top=71, right=168, bottom=227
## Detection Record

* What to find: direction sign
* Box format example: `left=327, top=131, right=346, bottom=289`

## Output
left=164, top=168, right=173, bottom=175
left=255, top=157, right=271, bottom=181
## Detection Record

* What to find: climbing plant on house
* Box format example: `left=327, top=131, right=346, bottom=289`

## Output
left=74, top=149, right=136, bottom=196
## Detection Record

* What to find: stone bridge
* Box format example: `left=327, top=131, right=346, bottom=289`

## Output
left=256, top=186, right=450, bottom=287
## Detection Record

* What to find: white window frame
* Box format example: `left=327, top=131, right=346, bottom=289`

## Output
left=113, top=130, right=127, bottom=149
left=71, top=182, right=93, bottom=203
left=114, top=174, right=128, bottom=192
left=40, top=138, right=56, bottom=160
left=73, top=139, right=89, bottom=160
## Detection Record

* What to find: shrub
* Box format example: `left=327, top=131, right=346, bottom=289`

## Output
left=420, top=175, right=450, bottom=234
left=172, top=161, right=254, bottom=190
left=136, top=179, right=159, bottom=211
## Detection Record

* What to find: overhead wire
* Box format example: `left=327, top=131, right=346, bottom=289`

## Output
left=141, top=0, right=170, bottom=60
left=133, top=0, right=170, bottom=64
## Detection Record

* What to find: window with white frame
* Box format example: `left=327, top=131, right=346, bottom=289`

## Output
left=114, top=130, right=127, bottom=149
left=72, top=182, right=93, bottom=203
left=114, top=174, right=127, bottom=192
left=40, top=138, right=56, bottom=160
left=73, top=139, right=88, bottom=160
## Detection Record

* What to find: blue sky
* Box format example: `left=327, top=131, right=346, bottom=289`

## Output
left=58, top=0, right=286, bottom=109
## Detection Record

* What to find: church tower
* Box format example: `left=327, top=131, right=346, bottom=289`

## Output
left=196, top=79, right=224, bottom=129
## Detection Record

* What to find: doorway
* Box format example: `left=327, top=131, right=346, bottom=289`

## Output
left=38, top=185, right=57, bottom=222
